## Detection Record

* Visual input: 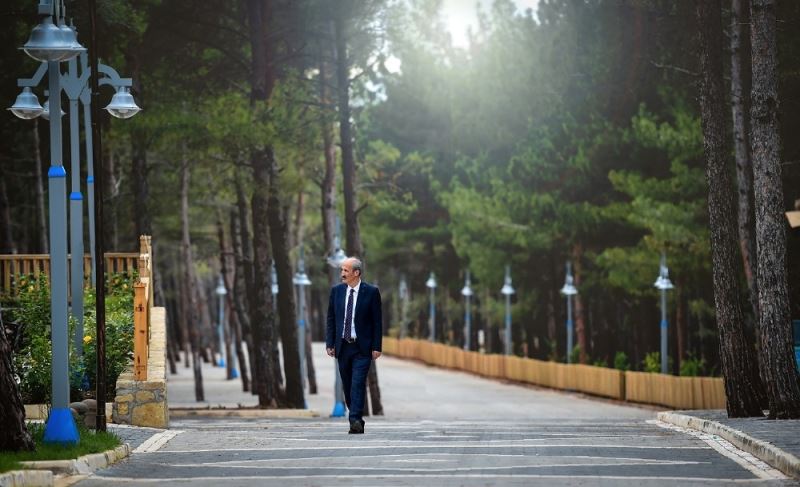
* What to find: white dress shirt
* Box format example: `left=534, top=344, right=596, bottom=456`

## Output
left=343, top=280, right=361, bottom=340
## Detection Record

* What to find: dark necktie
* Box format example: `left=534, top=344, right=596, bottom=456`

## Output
left=343, top=288, right=355, bottom=342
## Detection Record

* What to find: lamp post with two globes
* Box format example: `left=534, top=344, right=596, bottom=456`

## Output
left=14, top=0, right=84, bottom=444
left=10, top=0, right=140, bottom=438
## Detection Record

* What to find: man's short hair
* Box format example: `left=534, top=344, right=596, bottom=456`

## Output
left=350, top=257, right=363, bottom=275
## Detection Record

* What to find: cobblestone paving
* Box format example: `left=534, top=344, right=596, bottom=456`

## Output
left=76, top=417, right=799, bottom=486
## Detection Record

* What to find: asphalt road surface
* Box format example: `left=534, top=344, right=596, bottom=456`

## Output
left=74, top=344, right=797, bottom=486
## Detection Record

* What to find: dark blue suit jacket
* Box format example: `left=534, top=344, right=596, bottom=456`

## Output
left=326, top=282, right=383, bottom=358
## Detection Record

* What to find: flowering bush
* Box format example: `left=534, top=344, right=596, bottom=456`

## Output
left=6, top=273, right=135, bottom=403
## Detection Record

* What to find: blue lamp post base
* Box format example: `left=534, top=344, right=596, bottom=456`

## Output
left=231, top=367, right=239, bottom=379
left=44, top=407, right=79, bottom=445
left=330, top=401, right=346, bottom=417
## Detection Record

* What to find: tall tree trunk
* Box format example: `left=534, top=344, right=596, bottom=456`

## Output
left=230, top=207, right=253, bottom=392
left=234, top=174, right=258, bottom=392
left=334, top=12, right=363, bottom=257
left=547, top=286, right=556, bottom=360
left=293, top=188, right=305, bottom=253
left=0, top=174, right=15, bottom=255
left=675, top=280, right=686, bottom=374
left=131, top=132, right=150, bottom=239
left=128, top=49, right=150, bottom=240
left=130, top=50, right=151, bottom=240
left=696, top=0, right=763, bottom=417
left=245, top=0, right=285, bottom=407
left=305, top=323, right=317, bottom=394
left=218, top=210, right=250, bottom=391
left=749, top=0, right=800, bottom=418
left=250, top=149, right=280, bottom=408
left=0, top=308, right=34, bottom=451
left=180, top=154, right=203, bottom=401
left=103, top=146, right=118, bottom=251
left=268, top=153, right=304, bottom=408
left=319, top=28, right=337, bottom=261
left=731, top=0, right=759, bottom=321
left=32, top=119, right=48, bottom=253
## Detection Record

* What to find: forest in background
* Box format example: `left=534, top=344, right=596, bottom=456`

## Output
left=3, top=0, right=800, bottom=384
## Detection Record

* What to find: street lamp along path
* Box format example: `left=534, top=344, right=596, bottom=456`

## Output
left=10, top=0, right=140, bottom=442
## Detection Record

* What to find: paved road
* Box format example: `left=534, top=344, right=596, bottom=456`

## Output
left=74, top=345, right=797, bottom=486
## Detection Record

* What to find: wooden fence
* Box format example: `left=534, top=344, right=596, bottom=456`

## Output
left=0, top=252, right=140, bottom=296
left=0, top=235, right=154, bottom=383
left=383, top=337, right=726, bottom=410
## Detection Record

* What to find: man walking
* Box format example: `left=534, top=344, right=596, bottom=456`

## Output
left=326, top=257, right=382, bottom=434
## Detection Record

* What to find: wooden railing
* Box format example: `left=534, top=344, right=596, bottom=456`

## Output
left=133, top=236, right=153, bottom=380
left=0, top=252, right=140, bottom=296
left=383, top=338, right=727, bottom=410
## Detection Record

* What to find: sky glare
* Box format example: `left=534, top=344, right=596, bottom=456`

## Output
left=441, top=0, right=539, bottom=47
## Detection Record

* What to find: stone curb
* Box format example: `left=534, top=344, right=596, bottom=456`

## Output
left=0, top=444, right=130, bottom=487
left=658, top=411, right=800, bottom=479
left=169, top=408, right=319, bottom=418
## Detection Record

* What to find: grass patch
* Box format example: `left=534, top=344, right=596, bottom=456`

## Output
left=0, top=423, right=120, bottom=473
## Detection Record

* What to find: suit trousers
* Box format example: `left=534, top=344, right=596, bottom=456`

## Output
left=338, top=339, right=372, bottom=423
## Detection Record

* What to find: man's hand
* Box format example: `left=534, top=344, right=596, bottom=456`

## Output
left=372, top=351, right=381, bottom=360
left=326, top=348, right=335, bottom=357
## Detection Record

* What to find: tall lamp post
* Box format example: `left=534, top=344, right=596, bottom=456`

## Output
left=560, top=262, right=578, bottom=364
left=10, top=52, right=139, bottom=359
left=13, top=0, right=85, bottom=444
left=500, top=266, right=515, bottom=355
left=461, top=271, right=473, bottom=351
left=426, top=272, right=437, bottom=342
left=398, top=275, right=409, bottom=339
left=293, top=246, right=311, bottom=406
left=326, top=217, right=347, bottom=417
left=215, top=275, right=239, bottom=378
left=214, top=276, right=227, bottom=368
left=654, top=253, right=674, bottom=374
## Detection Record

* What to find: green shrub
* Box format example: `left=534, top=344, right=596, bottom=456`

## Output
left=643, top=351, right=661, bottom=373
left=569, top=344, right=581, bottom=364
left=614, top=351, right=630, bottom=371
left=679, top=353, right=706, bottom=377
left=8, top=273, right=135, bottom=403
left=642, top=351, right=674, bottom=373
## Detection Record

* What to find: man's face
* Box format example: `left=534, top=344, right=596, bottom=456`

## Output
left=341, top=260, right=360, bottom=287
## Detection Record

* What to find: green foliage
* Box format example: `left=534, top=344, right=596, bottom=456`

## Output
left=642, top=352, right=675, bottom=374
left=0, top=423, right=120, bottom=471
left=569, top=345, right=582, bottom=365
left=8, top=274, right=135, bottom=403
left=642, top=352, right=662, bottom=373
left=614, top=351, right=630, bottom=371
left=679, top=354, right=707, bottom=377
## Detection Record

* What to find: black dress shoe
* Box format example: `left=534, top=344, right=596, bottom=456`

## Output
left=348, top=420, right=364, bottom=434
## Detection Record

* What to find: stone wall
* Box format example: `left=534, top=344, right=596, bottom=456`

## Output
left=113, top=307, right=169, bottom=428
